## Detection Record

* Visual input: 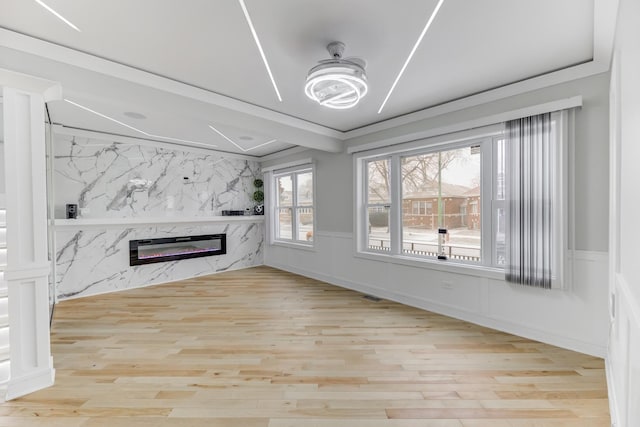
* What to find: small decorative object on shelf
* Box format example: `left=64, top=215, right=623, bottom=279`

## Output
left=66, top=203, right=78, bottom=219
left=253, top=178, right=264, bottom=215
left=221, top=210, right=245, bottom=216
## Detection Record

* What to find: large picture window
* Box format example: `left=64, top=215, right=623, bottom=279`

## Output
left=363, top=140, right=492, bottom=265
left=356, top=114, right=569, bottom=283
left=272, top=166, right=314, bottom=245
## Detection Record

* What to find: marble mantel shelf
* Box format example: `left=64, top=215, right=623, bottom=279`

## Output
left=53, top=215, right=265, bottom=228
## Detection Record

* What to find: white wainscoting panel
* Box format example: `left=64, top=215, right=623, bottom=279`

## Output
left=607, top=273, right=640, bottom=427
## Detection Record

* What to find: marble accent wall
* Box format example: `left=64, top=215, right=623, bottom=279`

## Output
left=52, top=131, right=264, bottom=300
left=55, top=222, right=263, bottom=299
left=54, top=133, right=259, bottom=218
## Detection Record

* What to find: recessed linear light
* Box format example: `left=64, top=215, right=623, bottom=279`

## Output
left=64, top=99, right=217, bottom=148
left=238, top=0, right=282, bottom=102
left=35, top=0, right=81, bottom=32
left=377, top=0, right=446, bottom=114
left=208, top=125, right=276, bottom=153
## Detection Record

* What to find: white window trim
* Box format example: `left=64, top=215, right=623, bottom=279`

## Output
left=353, top=118, right=573, bottom=287
left=266, top=161, right=316, bottom=249
left=356, top=129, right=499, bottom=269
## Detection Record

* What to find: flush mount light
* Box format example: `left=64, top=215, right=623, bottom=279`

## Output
left=305, top=42, right=368, bottom=110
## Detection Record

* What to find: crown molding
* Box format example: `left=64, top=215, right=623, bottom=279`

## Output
left=0, top=28, right=342, bottom=140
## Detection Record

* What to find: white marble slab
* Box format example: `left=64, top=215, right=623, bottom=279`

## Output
left=52, top=131, right=265, bottom=300
left=53, top=133, right=260, bottom=219
left=55, top=222, right=264, bottom=300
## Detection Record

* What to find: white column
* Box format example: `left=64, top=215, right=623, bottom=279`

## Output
left=2, top=86, right=55, bottom=400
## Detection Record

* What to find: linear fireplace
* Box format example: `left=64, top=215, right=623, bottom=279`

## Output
left=129, top=234, right=226, bottom=266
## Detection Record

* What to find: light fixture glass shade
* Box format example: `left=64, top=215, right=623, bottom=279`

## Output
left=305, top=62, right=368, bottom=109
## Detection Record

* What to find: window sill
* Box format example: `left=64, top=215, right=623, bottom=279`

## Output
left=271, top=240, right=316, bottom=252
left=354, top=250, right=505, bottom=280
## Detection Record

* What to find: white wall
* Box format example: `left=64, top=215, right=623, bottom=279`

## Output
left=607, top=0, right=640, bottom=425
left=263, top=73, right=610, bottom=358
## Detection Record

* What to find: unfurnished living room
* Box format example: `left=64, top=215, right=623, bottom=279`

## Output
left=0, top=0, right=638, bottom=426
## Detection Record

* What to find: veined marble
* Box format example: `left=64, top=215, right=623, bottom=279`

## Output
left=52, top=131, right=264, bottom=300
left=55, top=222, right=263, bottom=300
left=54, top=133, right=260, bottom=218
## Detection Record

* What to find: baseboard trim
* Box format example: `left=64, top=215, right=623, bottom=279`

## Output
left=266, top=261, right=607, bottom=358
left=5, top=362, right=55, bottom=401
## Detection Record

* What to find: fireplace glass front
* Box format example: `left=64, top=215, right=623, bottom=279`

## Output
left=129, top=234, right=226, bottom=266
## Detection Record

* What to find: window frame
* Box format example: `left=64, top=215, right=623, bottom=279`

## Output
left=354, top=124, right=508, bottom=274
left=269, top=163, right=315, bottom=248
left=354, top=117, right=570, bottom=285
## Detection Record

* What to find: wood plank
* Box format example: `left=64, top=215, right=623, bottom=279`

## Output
left=0, top=266, right=609, bottom=425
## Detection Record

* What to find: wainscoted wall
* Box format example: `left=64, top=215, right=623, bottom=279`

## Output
left=607, top=1, right=640, bottom=424
left=56, top=221, right=263, bottom=300
left=608, top=275, right=640, bottom=426
left=52, top=128, right=264, bottom=301
left=265, top=232, right=609, bottom=357
left=53, top=130, right=259, bottom=218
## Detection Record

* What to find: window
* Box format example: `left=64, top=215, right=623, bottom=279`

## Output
left=356, top=117, right=567, bottom=276
left=366, top=158, right=391, bottom=252
left=272, top=166, right=314, bottom=245
left=400, top=145, right=482, bottom=261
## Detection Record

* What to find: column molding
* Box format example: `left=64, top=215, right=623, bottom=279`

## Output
left=1, top=69, right=61, bottom=400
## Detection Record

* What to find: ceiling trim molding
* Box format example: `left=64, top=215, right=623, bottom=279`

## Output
left=259, top=145, right=312, bottom=163
left=593, top=0, right=619, bottom=66
left=52, top=125, right=261, bottom=161
left=1, top=0, right=617, bottom=145
left=262, top=157, right=313, bottom=173
left=343, top=0, right=616, bottom=139
left=347, top=96, right=583, bottom=154
left=343, top=62, right=605, bottom=139
left=0, top=28, right=342, bottom=139
left=0, top=67, right=62, bottom=101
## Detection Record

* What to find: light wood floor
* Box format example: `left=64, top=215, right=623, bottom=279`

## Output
left=1, top=266, right=609, bottom=426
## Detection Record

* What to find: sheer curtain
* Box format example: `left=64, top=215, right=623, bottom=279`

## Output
left=505, top=113, right=555, bottom=288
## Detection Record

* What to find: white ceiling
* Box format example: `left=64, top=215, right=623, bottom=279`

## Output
left=0, top=0, right=614, bottom=157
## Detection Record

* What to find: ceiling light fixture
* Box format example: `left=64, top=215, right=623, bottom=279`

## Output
left=238, top=0, right=282, bottom=102
left=64, top=99, right=217, bottom=148
left=377, top=0, right=445, bottom=114
left=208, top=125, right=276, bottom=152
left=35, top=0, right=81, bottom=32
left=305, top=42, right=368, bottom=110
